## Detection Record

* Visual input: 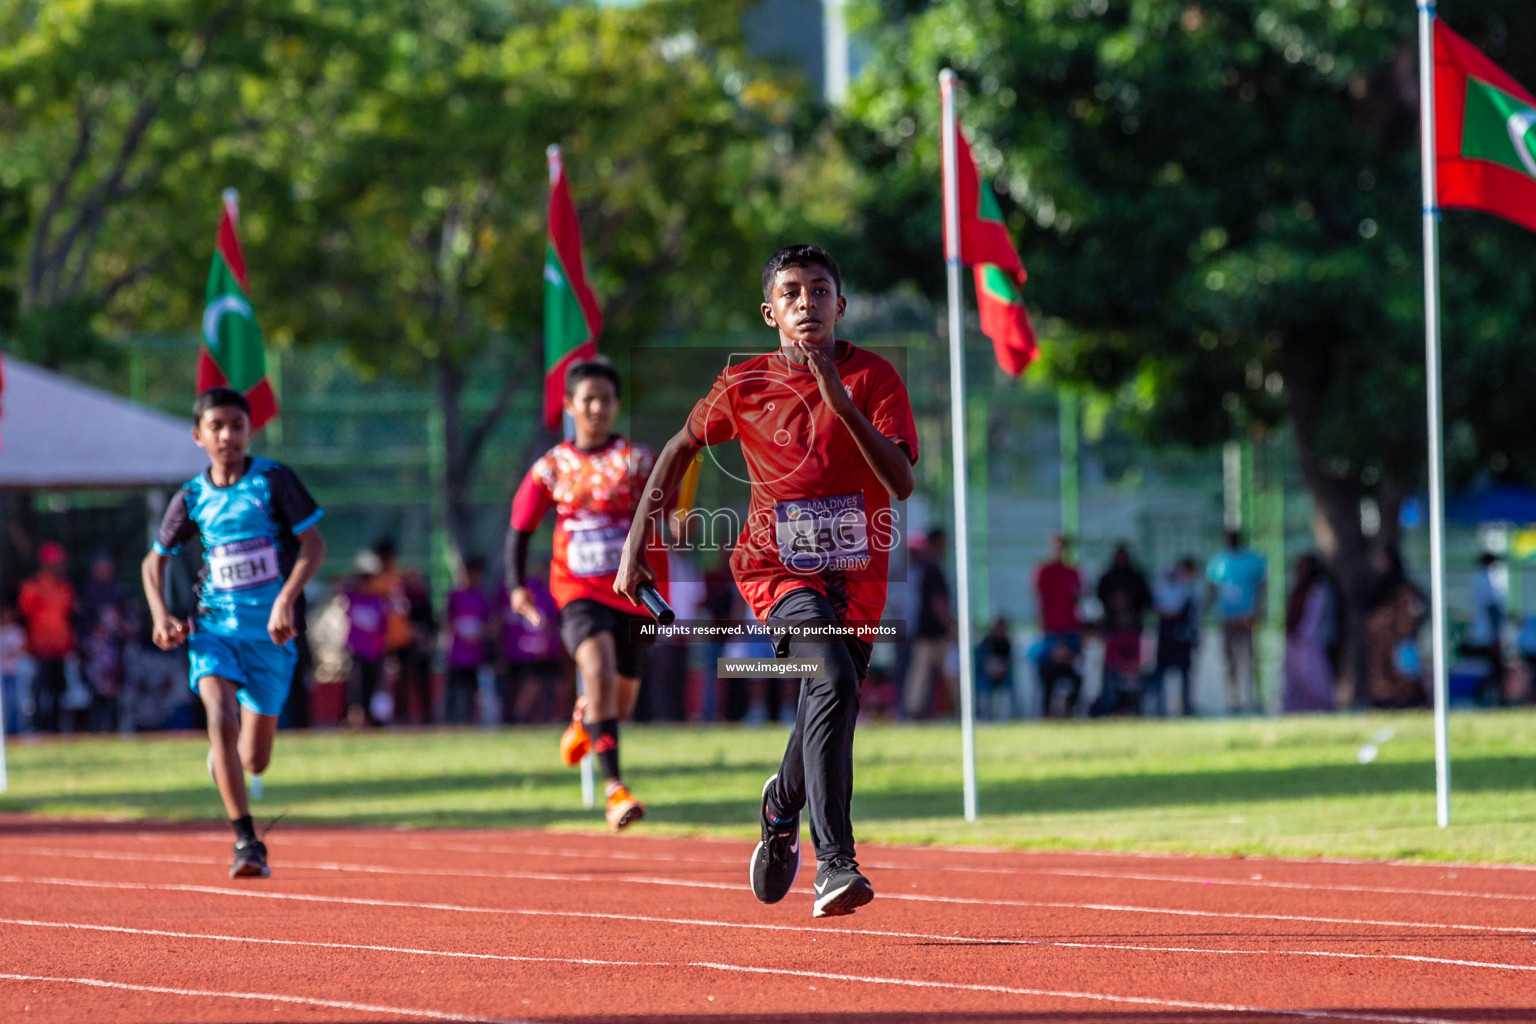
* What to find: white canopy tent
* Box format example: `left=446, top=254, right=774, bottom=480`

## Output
left=0, top=356, right=207, bottom=489
left=0, top=355, right=208, bottom=791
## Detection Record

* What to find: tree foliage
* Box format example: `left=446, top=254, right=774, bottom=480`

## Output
left=0, top=0, right=856, bottom=557
left=844, top=0, right=1536, bottom=494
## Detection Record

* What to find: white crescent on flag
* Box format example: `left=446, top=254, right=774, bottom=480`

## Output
left=1507, top=108, right=1536, bottom=178
left=202, top=295, right=253, bottom=348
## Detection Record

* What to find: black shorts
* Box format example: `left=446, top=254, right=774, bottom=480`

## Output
left=558, top=598, right=650, bottom=679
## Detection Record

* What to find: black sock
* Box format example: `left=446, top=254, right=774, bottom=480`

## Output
left=587, top=718, right=621, bottom=784
left=231, top=815, right=257, bottom=845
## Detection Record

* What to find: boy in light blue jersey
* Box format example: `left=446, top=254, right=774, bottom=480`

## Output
left=141, top=387, right=326, bottom=878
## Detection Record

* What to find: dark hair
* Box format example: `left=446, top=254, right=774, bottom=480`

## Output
left=565, top=355, right=621, bottom=399
left=374, top=537, right=398, bottom=560
left=761, top=244, right=842, bottom=301
left=463, top=554, right=486, bottom=574
left=192, top=387, right=250, bottom=423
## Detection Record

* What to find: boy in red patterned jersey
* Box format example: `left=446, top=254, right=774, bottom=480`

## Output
left=507, top=357, right=657, bottom=832
left=616, top=244, right=918, bottom=917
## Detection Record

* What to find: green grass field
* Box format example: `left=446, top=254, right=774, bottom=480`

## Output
left=3, top=709, right=1533, bottom=863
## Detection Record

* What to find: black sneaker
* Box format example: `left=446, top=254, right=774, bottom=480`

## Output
left=230, top=838, right=270, bottom=879
left=749, top=774, right=800, bottom=904
left=812, top=857, right=873, bottom=918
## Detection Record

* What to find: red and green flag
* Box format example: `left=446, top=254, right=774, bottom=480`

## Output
left=1435, top=21, right=1536, bottom=233
left=943, top=121, right=1038, bottom=377
left=544, top=146, right=603, bottom=430
left=197, top=190, right=277, bottom=429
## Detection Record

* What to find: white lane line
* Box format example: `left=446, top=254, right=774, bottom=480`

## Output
left=14, top=845, right=1536, bottom=908
left=0, top=972, right=533, bottom=1023
left=6, top=860, right=1533, bottom=937
left=8, top=916, right=1535, bottom=976
left=688, top=963, right=1478, bottom=1024
left=7, top=874, right=1536, bottom=965
left=0, top=920, right=1512, bottom=1022
left=217, top=835, right=1536, bottom=899
left=2, top=919, right=665, bottom=967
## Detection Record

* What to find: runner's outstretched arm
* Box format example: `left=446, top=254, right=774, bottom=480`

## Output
left=614, top=428, right=700, bottom=604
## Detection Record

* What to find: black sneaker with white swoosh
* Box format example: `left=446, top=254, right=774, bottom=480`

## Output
left=812, top=857, right=873, bottom=918
left=749, top=773, right=801, bottom=903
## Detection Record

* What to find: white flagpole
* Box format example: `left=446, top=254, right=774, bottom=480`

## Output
left=550, top=142, right=596, bottom=811
left=1417, top=4, right=1452, bottom=828
left=940, top=69, right=979, bottom=823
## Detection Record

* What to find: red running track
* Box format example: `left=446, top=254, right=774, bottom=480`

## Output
left=1, top=815, right=1533, bottom=1023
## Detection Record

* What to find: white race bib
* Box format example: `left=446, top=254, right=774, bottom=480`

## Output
left=207, top=538, right=281, bottom=591
left=775, top=493, right=869, bottom=572
left=565, top=514, right=627, bottom=578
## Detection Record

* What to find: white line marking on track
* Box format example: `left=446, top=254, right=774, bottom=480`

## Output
left=689, top=964, right=1484, bottom=1024
left=1, top=919, right=665, bottom=967
left=8, top=915, right=1535, bottom=976
left=0, top=922, right=1507, bottom=1022
left=15, top=844, right=1536, bottom=907
left=204, top=835, right=1536, bottom=900
left=7, top=862, right=1534, bottom=937
left=0, top=972, right=536, bottom=1023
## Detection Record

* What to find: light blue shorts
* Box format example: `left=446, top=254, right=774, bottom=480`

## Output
left=188, top=632, right=296, bottom=717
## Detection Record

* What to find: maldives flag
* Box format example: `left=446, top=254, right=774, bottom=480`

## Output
left=544, top=146, right=603, bottom=430
left=1435, top=21, right=1536, bottom=233
left=197, top=189, right=278, bottom=429
left=943, top=120, right=1038, bottom=377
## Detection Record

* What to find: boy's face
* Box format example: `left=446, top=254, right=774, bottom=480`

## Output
left=563, top=377, right=618, bottom=437
left=192, top=404, right=251, bottom=463
left=762, top=264, right=844, bottom=347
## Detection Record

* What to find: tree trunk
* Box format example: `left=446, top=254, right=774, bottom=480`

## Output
left=1283, top=337, right=1374, bottom=707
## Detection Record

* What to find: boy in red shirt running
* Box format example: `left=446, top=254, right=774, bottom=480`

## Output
left=616, top=244, right=918, bottom=917
left=507, top=357, right=657, bottom=832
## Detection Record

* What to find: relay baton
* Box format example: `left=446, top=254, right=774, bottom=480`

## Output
left=637, top=582, right=675, bottom=624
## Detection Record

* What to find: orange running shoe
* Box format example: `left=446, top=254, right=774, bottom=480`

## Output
left=605, top=783, right=646, bottom=832
left=559, top=696, right=590, bottom=767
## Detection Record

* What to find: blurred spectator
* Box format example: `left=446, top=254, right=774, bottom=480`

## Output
left=1, top=606, right=34, bottom=734
left=119, top=641, right=193, bottom=732
left=82, top=605, right=126, bottom=732
left=1092, top=543, right=1152, bottom=716
left=1148, top=558, right=1200, bottom=716
left=976, top=616, right=1015, bottom=719
left=18, top=541, right=75, bottom=732
left=500, top=571, right=562, bottom=724
left=77, top=552, right=129, bottom=640
left=444, top=556, right=492, bottom=725
left=1206, top=529, right=1267, bottom=714
left=1282, top=553, right=1337, bottom=713
left=902, top=529, right=955, bottom=719
left=1518, top=612, right=1536, bottom=705
left=1032, top=534, right=1084, bottom=717
left=1363, top=545, right=1427, bottom=708
left=373, top=538, right=436, bottom=725
left=346, top=552, right=389, bottom=727
left=1466, top=552, right=1507, bottom=705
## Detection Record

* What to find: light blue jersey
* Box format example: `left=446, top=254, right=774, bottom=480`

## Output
left=154, top=456, right=323, bottom=640
left=1206, top=548, right=1267, bottom=621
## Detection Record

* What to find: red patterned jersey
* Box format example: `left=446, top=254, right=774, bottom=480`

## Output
left=510, top=435, right=659, bottom=614
left=685, top=342, right=919, bottom=631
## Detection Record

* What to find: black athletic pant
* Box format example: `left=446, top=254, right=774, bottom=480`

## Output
left=763, top=588, right=870, bottom=867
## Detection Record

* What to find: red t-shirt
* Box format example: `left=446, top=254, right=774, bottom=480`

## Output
left=1035, top=560, right=1082, bottom=634
left=18, top=573, right=75, bottom=659
left=686, top=342, right=919, bottom=631
left=510, top=435, right=659, bottom=615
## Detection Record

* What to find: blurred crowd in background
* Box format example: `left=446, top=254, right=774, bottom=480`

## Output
left=3, top=531, right=1532, bottom=740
